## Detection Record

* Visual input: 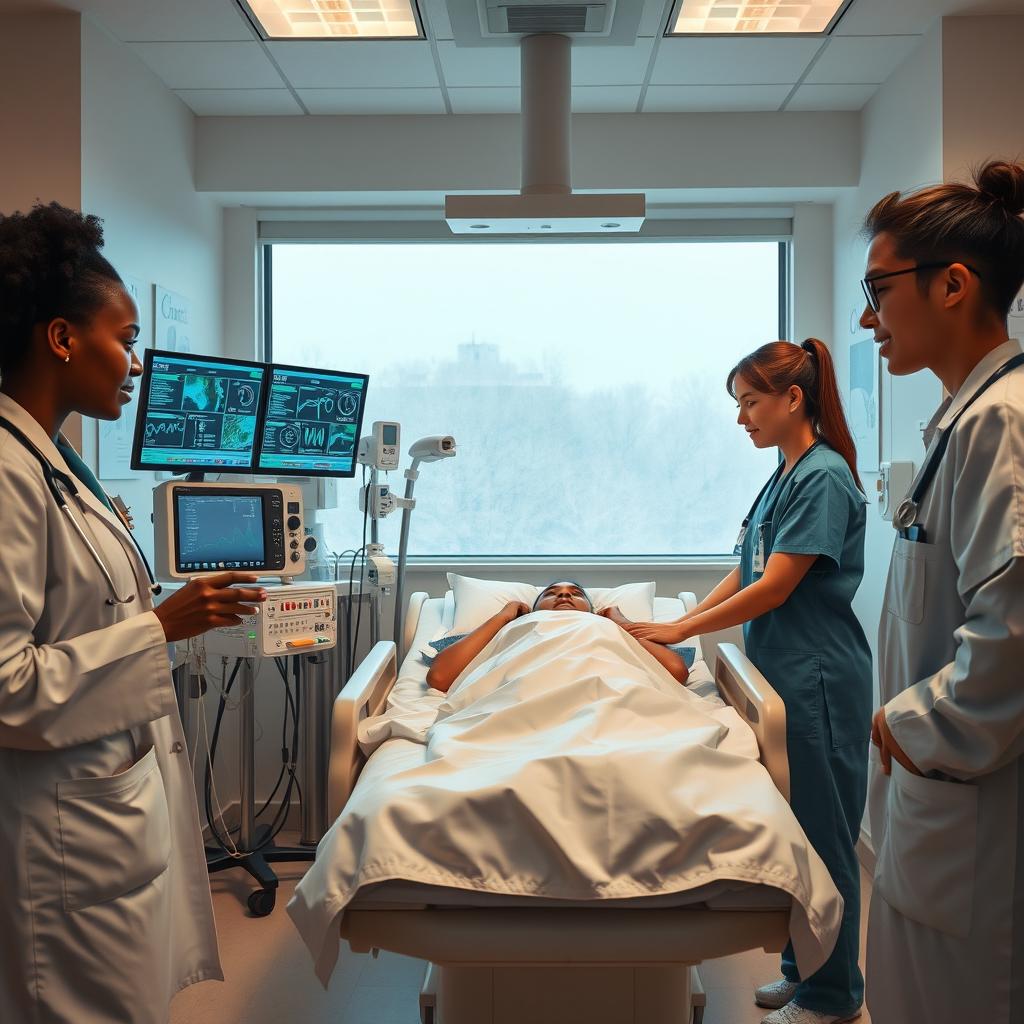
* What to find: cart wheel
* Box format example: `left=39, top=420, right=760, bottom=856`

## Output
left=247, top=888, right=276, bottom=917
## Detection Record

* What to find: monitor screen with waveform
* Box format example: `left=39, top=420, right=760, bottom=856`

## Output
left=131, top=349, right=268, bottom=473
left=174, top=493, right=268, bottom=570
left=256, top=362, right=369, bottom=478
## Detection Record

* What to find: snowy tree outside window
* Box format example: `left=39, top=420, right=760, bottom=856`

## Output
left=269, top=240, right=782, bottom=557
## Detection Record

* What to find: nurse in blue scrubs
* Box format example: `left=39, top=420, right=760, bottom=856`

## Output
left=626, top=338, right=872, bottom=1024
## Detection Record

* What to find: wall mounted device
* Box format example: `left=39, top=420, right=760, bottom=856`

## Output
left=357, top=420, right=401, bottom=471
left=203, top=582, right=337, bottom=658
left=878, top=461, right=915, bottom=522
left=256, top=363, right=369, bottom=478
left=131, top=349, right=268, bottom=473
left=153, top=480, right=308, bottom=580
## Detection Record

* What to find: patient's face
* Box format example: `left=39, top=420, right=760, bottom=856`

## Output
left=535, top=582, right=592, bottom=613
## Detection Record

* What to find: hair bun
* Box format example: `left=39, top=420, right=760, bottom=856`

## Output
left=976, top=160, right=1024, bottom=216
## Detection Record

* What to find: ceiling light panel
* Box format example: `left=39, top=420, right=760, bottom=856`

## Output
left=239, top=0, right=424, bottom=39
left=668, top=0, right=847, bottom=35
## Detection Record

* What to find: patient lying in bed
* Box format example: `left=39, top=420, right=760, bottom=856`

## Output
left=426, top=580, right=690, bottom=692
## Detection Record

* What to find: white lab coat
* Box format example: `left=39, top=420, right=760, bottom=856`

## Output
left=0, top=394, right=221, bottom=1024
left=867, top=340, right=1024, bottom=1024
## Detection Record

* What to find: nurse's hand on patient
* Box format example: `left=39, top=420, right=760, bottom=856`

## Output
left=622, top=620, right=687, bottom=645
left=154, top=572, right=268, bottom=642
left=871, top=708, right=922, bottom=777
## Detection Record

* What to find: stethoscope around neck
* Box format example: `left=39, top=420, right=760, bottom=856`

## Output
left=0, top=416, right=161, bottom=606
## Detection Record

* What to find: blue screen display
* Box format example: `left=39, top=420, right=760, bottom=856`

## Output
left=135, top=353, right=266, bottom=471
left=257, top=365, right=367, bottom=477
left=175, top=494, right=266, bottom=571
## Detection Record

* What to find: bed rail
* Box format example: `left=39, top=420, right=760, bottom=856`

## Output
left=328, top=641, right=398, bottom=823
left=714, top=643, right=789, bottom=802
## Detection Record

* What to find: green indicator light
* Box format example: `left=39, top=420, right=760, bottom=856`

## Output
left=248, top=632, right=257, bottom=639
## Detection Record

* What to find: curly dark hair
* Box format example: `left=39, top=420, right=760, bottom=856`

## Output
left=862, top=160, right=1024, bottom=319
left=0, top=202, right=123, bottom=374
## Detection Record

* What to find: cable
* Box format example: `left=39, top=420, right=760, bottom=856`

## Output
left=203, top=657, right=243, bottom=857
left=352, top=479, right=371, bottom=672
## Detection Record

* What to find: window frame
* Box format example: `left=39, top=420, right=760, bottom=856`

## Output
left=262, top=229, right=791, bottom=562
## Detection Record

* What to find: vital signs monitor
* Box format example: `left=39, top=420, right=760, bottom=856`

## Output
left=131, top=350, right=267, bottom=473
left=256, top=363, right=368, bottom=478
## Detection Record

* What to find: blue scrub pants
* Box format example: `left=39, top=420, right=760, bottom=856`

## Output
left=781, top=732, right=868, bottom=1017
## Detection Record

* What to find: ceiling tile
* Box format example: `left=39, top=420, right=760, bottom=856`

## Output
left=128, top=41, right=284, bottom=89
left=297, top=87, right=446, bottom=114
left=833, top=0, right=938, bottom=36
left=69, top=0, right=255, bottom=42
left=643, top=84, right=791, bottom=111
left=573, top=85, right=643, bottom=112
left=448, top=87, right=519, bottom=114
left=650, top=37, right=823, bottom=85
left=436, top=41, right=518, bottom=87
left=573, top=39, right=655, bottom=86
left=637, top=0, right=671, bottom=37
left=267, top=40, right=439, bottom=88
left=805, top=34, right=921, bottom=84
left=174, top=88, right=302, bottom=115
left=784, top=82, right=879, bottom=110
left=419, top=0, right=455, bottom=40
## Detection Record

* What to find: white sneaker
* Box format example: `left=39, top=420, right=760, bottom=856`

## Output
left=760, top=1002, right=861, bottom=1024
left=754, top=979, right=798, bottom=1009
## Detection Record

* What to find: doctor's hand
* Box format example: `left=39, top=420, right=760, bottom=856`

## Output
left=154, top=573, right=268, bottom=642
left=622, top=620, right=688, bottom=645
left=871, top=708, right=923, bottom=777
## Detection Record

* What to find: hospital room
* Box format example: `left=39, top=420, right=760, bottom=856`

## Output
left=2, top=0, right=1023, bottom=1022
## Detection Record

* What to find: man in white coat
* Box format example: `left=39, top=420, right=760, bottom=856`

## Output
left=859, top=161, right=1024, bottom=1023
left=0, top=202, right=267, bottom=1022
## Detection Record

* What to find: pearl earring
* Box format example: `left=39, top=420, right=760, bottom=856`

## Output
left=64, top=355, right=70, bottom=364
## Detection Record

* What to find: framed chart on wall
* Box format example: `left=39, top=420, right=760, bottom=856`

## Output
left=849, top=335, right=880, bottom=473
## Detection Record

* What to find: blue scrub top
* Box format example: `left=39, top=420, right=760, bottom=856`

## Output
left=739, top=442, right=873, bottom=747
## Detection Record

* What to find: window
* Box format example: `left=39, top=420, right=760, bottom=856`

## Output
left=268, top=239, right=783, bottom=557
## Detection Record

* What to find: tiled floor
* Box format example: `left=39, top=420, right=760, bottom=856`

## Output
left=171, top=848, right=873, bottom=1024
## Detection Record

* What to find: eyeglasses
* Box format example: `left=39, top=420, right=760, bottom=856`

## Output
left=860, top=262, right=981, bottom=313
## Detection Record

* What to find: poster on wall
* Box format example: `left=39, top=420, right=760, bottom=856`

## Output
left=97, top=274, right=152, bottom=480
left=1010, top=285, right=1024, bottom=343
left=154, top=285, right=192, bottom=353
left=849, top=336, right=880, bottom=473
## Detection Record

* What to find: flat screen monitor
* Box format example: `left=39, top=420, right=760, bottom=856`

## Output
left=256, top=363, right=369, bottom=478
left=131, top=350, right=267, bottom=473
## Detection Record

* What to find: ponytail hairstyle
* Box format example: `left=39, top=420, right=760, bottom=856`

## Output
left=862, top=159, right=1024, bottom=319
left=727, top=339, right=864, bottom=493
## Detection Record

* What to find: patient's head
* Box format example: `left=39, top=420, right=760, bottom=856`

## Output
left=533, top=581, right=593, bottom=613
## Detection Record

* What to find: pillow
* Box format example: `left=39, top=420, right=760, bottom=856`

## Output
left=446, top=573, right=656, bottom=635
left=669, top=645, right=697, bottom=669
left=447, top=574, right=539, bottom=636
left=587, top=582, right=656, bottom=621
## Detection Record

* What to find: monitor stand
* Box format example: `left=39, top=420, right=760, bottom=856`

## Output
left=203, top=657, right=315, bottom=917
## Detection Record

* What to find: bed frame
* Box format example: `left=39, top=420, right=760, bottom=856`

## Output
left=326, top=592, right=791, bottom=1024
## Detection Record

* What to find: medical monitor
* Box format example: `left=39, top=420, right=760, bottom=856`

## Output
left=152, top=480, right=307, bottom=580
left=256, top=363, right=369, bottom=478
left=131, top=350, right=267, bottom=473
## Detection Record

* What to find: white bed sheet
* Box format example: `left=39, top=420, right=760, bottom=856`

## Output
left=288, top=602, right=839, bottom=987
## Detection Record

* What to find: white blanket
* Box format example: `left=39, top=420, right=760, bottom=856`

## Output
left=288, top=612, right=842, bottom=983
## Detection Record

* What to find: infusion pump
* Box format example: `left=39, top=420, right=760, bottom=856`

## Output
left=153, top=480, right=310, bottom=581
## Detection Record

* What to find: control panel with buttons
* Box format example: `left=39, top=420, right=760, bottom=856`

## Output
left=206, top=583, right=337, bottom=658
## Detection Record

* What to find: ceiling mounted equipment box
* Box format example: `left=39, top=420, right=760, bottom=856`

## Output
left=479, top=0, right=615, bottom=37
left=446, top=193, right=645, bottom=234
left=444, top=33, right=646, bottom=235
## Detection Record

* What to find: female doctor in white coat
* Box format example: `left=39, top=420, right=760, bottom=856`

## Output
left=0, top=203, right=267, bottom=1023
left=859, top=160, right=1024, bottom=1024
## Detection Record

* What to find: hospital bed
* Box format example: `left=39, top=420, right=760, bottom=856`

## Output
left=326, top=591, right=791, bottom=1024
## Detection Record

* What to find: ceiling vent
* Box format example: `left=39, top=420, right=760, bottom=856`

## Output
left=481, top=0, right=614, bottom=36
left=445, top=33, right=645, bottom=235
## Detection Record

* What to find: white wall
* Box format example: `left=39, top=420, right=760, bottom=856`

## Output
left=831, top=27, right=945, bottom=767
left=78, top=18, right=226, bottom=562
left=0, top=13, right=81, bottom=214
